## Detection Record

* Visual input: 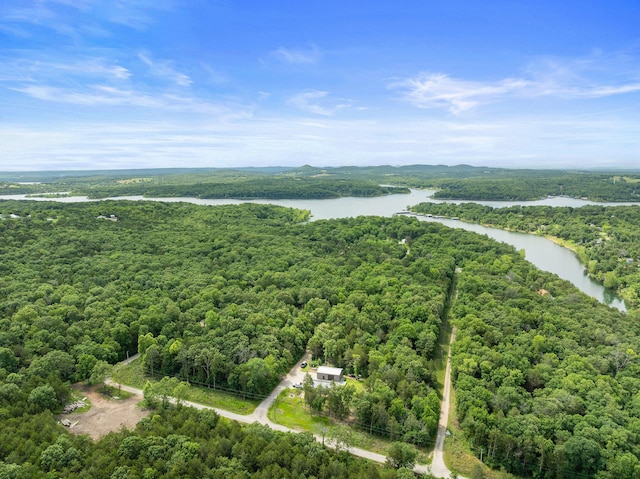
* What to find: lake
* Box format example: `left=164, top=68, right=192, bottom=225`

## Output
left=1, top=189, right=633, bottom=311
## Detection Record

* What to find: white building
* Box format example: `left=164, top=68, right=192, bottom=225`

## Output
left=316, top=366, right=344, bottom=382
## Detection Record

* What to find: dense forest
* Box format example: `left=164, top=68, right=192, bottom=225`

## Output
left=0, top=168, right=409, bottom=199
left=0, top=200, right=454, bottom=476
left=2, top=198, right=640, bottom=477
left=450, top=245, right=640, bottom=478
left=428, top=174, right=640, bottom=202
left=0, top=403, right=419, bottom=478
left=410, top=202, right=640, bottom=307
left=2, top=165, right=640, bottom=201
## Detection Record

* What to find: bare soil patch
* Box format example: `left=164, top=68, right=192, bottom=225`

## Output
left=61, top=384, right=149, bottom=440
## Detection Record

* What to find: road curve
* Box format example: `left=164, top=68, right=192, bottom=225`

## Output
left=109, top=350, right=463, bottom=477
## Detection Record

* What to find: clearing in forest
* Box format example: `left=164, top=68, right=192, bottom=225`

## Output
left=60, top=384, right=149, bottom=440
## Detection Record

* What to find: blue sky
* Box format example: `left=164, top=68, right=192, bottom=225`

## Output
left=1, top=0, right=639, bottom=171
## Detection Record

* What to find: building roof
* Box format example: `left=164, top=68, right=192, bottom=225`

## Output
left=317, top=366, right=343, bottom=376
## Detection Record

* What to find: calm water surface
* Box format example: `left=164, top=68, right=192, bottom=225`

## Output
left=1, top=190, right=633, bottom=311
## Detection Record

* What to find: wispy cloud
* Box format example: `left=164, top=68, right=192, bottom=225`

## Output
left=393, top=51, right=640, bottom=113
left=269, top=45, right=321, bottom=64
left=0, top=56, right=130, bottom=84
left=138, top=52, right=192, bottom=87
left=288, top=90, right=351, bottom=116
left=391, top=73, right=528, bottom=113
left=522, top=52, right=640, bottom=98
left=0, top=54, right=241, bottom=115
left=10, top=83, right=243, bottom=115
left=0, top=0, right=176, bottom=40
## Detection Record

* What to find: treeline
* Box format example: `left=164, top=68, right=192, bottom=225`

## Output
left=0, top=171, right=410, bottom=200
left=410, top=202, right=640, bottom=307
left=5, top=164, right=640, bottom=202
left=428, top=174, right=640, bottom=202
left=0, top=405, right=417, bottom=478
left=81, top=178, right=410, bottom=200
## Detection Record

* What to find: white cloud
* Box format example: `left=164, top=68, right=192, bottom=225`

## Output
left=269, top=45, right=320, bottom=64
left=0, top=0, right=176, bottom=36
left=10, top=83, right=241, bottom=115
left=0, top=56, right=131, bottom=83
left=393, top=51, right=640, bottom=113
left=0, top=54, right=232, bottom=113
left=288, top=90, right=351, bottom=116
left=138, top=53, right=192, bottom=87
left=392, top=73, right=529, bottom=113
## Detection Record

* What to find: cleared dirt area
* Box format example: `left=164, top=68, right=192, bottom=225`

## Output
left=61, top=384, right=149, bottom=440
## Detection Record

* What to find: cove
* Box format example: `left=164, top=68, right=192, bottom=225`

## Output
left=0, top=189, right=630, bottom=311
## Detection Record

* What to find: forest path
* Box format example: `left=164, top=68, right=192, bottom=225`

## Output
left=429, top=327, right=466, bottom=478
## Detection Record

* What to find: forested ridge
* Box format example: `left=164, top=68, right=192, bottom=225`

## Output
left=0, top=169, right=409, bottom=200
left=2, top=199, right=640, bottom=478
left=3, top=165, right=640, bottom=201
left=428, top=174, right=640, bottom=202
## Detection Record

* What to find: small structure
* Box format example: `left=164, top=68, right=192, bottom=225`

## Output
left=316, top=366, right=343, bottom=382
left=96, top=214, right=118, bottom=221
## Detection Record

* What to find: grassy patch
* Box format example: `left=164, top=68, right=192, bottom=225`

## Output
left=112, top=358, right=148, bottom=389
left=345, top=378, right=365, bottom=394
left=268, top=388, right=330, bottom=433
left=268, top=388, right=429, bottom=460
left=112, top=358, right=258, bottom=415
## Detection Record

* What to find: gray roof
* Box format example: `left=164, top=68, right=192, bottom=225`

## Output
left=317, top=366, right=343, bottom=376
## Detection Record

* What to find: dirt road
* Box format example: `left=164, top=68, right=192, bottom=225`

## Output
left=429, top=327, right=465, bottom=478
left=108, top=349, right=464, bottom=477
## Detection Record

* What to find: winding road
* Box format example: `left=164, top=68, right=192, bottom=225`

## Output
left=110, top=346, right=462, bottom=477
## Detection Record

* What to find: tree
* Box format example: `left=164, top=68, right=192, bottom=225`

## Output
left=195, top=346, right=225, bottom=388
left=386, top=441, right=417, bottom=469
left=153, top=376, right=180, bottom=408
left=231, top=357, right=276, bottom=396
left=328, top=425, right=354, bottom=452
left=90, top=360, right=113, bottom=391
left=138, top=332, right=157, bottom=355
left=76, top=353, right=98, bottom=383
left=39, top=443, right=65, bottom=472
left=0, top=347, right=18, bottom=372
left=28, top=384, right=58, bottom=412
left=173, top=381, right=190, bottom=405
left=326, top=384, right=354, bottom=420
left=28, top=350, right=74, bottom=380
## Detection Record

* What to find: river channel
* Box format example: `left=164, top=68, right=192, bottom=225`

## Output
left=1, top=189, right=634, bottom=311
